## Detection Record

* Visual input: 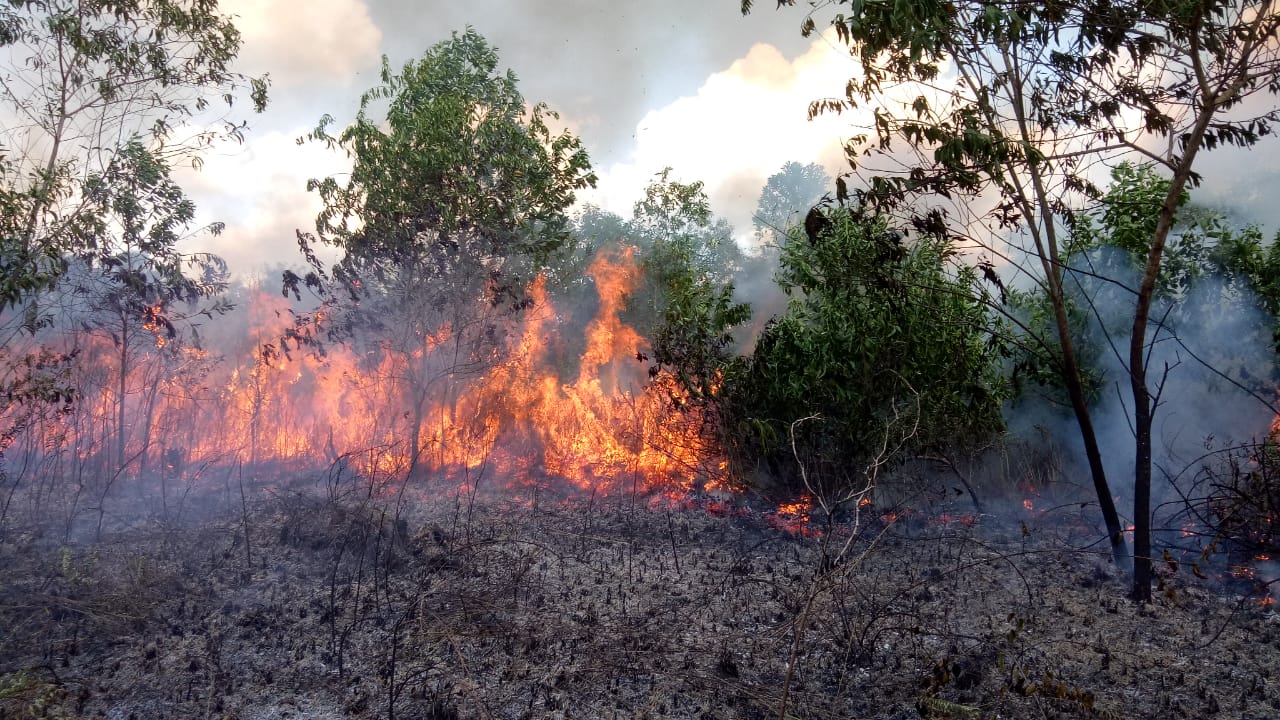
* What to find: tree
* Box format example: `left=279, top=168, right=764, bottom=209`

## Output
left=752, top=0, right=1280, bottom=600
left=63, top=140, right=230, bottom=478
left=752, top=161, right=831, bottom=249
left=288, top=28, right=595, bottom=480
left=725, top=209, right=1005, bottom=505
left=0, top=0, right=267, bottom=313
left=1014, top=163, right=1279, bottom=475
left=0, top=1, right=265, bottom=528
left=631, top=172, right=752, bottom=408
left=626, top=169, right=746, bottom=341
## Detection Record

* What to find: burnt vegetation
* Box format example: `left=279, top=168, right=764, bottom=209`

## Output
left=3, top=2, right=1280, bottom=719
left=4, top=485, right=1280, bottom=719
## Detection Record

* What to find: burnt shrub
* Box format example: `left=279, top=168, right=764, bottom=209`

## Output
left=1207, top=437, right=1280, bottom=555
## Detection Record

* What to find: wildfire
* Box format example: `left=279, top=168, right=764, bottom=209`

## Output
left=932, top=513, right=977, bottom=527
left=1231, top=565, right=1258, bottom=580
left=26, top=246, right=723, bottom=499
left=141, top=305, right=169, bottom=349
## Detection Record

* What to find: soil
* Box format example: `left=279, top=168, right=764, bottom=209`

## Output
left=2, top=480, right=1279, bottom=720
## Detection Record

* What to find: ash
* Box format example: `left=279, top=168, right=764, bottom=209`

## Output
left=2, top=486, right=1278, bottom=720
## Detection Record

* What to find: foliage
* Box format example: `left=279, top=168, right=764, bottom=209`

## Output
left=632, top=169, right=743, bottom=280
left=1018, top=163, right=1280, bottom=397
left=1006, top=282, right=1105, bottom=409
left=286, top=29, right=595, bottom=478
left=289, top=28, right=594, bottom=332
left=61, top=141, right=231, bottom=476
left=726, top=210, right=1006, bottom=495
left=627, top=169, right=746, bottom=346
left=1090, top=163, right=1280, bottom=345
left=755, top=0, right=1280, bottom=596
left=69, top=140, right=232, bottom=332
left=0, top=0, right=267, bottom=313
left=752, top=161, right=831, bottom=248
left=0, top=1, right=258, bottom=488
left=646, top=237, right=751, bottom=408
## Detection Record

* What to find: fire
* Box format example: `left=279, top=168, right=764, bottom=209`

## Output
left=932, top=513, right=977, bottom=527
left=770, top=495, right=818, bottom=537
left=15, top=246, right=723, bottom=499
left=1023, top=499, right=1034, bottom=512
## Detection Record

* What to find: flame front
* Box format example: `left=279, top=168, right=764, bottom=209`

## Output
left=16, top=247, right=721, bottom=499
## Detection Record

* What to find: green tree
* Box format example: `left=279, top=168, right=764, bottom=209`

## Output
left=726, top=209, right=1005, bottom=505
left=0, top=1, right=264, bottom=528
left=624, top=169, right=746, bottom=344
left=753, top=0, right=1280, bottom=599
left=752, top=161, right=831, bottom=250
left=1012, top=162, right=1280, bottom=451
left=1059, top=162, right=1280, bottom=388
left=288, top=28, right=595, bottom=479
left=66, top=141, right=230, bottom=476
left=0, top=0, right=266, bottom=313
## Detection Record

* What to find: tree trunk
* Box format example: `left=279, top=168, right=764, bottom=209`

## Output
left=1050, top=285, right=1131, bottom=572
left=1128, top=99, right=1216, bottom=602
left=991, top=47, right=1131, bottom=572
left=116, top=323, right=131, bottom=474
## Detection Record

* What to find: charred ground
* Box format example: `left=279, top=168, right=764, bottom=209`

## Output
left=2, top=480, right=1278, bottom=720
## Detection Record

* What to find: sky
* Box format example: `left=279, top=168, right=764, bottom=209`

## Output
left=174, top=0, right=1280, bottom=278
left=174, top=0, right=869, bottom=276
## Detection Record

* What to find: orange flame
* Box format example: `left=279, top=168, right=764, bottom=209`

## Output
left=23, top=247, right=723, bottom=499
left=770, top=495, right=818, bottom=537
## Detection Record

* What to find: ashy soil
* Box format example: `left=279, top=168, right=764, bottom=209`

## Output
left=2, top=481, right=1279, bottom=720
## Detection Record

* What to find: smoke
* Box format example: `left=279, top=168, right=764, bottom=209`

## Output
left=362, top=1, right=818, bottom=167
left=172, top=129, right=351, bottom=275
left=1005, top=244, right=1277, bottom=527
left=221, top=0, right=382, bottom=94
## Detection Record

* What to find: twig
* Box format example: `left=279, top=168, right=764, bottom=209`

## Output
left=237, top=458, right=252, bottom=578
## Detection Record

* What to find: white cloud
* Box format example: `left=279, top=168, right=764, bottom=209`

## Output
left=174, top=129, right=352, bottom=276
left=222, top=0, right=382, bottom=88
left=577, top=33, right=864, bottom=235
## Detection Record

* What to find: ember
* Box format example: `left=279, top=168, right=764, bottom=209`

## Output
left=770, top=495, right=820, bottom=537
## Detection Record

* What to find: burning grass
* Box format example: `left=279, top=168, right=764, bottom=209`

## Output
left=3, top=242, right=1280, bottom=717
left=0, top=247, right=735, bottom=543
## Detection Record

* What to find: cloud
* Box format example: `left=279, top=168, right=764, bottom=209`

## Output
left=359, top=0, right=817, bottom=170
left=174, top=129, right=352, bottom=277
left=577, top=33, right=862, bottom=236
left=221, top=0, right=382, bottom=89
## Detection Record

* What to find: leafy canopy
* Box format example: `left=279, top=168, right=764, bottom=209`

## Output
left=0, top=0, right=267, bottom=311
left=728, top=210, right=1006, bottom=492
left=293, top=28, right=596, bottom=304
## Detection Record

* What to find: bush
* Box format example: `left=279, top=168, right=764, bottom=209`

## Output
left=722, top=210, right=1006, bottom=500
